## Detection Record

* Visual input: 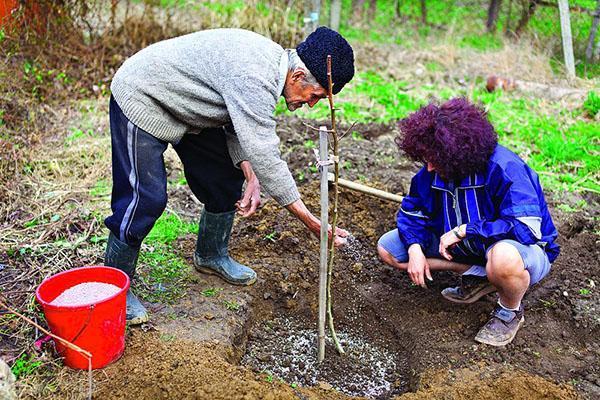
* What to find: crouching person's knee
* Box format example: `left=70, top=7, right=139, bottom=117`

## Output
left=487, top=241, right=524, bottom=279
left=377, top=244, right=407, bottom=270
left=377, top=244, right=391, bottom=262
left=377, top=230, right=409, bottom=270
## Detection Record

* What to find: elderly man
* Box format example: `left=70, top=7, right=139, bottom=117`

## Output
left=104, top=27, right=354, bottom=324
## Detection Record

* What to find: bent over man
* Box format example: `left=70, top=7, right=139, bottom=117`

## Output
left=104, top=27, right=355, bottom=324
left=377, top=98, right=559, bottom=346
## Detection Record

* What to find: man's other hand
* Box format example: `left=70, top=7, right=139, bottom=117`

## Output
left=237, top=161, right=261, bottom=217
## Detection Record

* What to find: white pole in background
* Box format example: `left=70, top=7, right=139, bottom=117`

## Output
left=558, top=0, right=576, bottom=79
left=330, top=0, right=342, bottom=31
left=304, top=0, right=321, bottom=37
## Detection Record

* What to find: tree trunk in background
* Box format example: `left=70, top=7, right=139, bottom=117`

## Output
left=420, top=0, right=427, bottom=24
left=514, top=0, right=539, bottom=37
left=330, top=0, right=342, bottom=31
left=395, top=0, right=402, bottom=18
left=486, top=0, right=503, bottom=32
left=353, top=0, right=365, bottom=22
left=352, top=0, right=376, bottom=23
left=585, top=0, right=600, bottom=62
left=367, top=0, right=377, bottom=20
left=304, top=0, right=320, bottom=36
left=505, top=0, right=513, bottom=33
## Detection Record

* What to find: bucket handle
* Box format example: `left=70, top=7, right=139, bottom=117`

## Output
left=57, top=304, right=94, bottom=355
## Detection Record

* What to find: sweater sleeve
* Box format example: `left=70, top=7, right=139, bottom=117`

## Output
left=220, top=75, right=300, bottom=206
left=223, top=124, right=247, bottom=167
left=466, top=161, right=542, bottom=244
left=396, top=172, right=434, bottom=249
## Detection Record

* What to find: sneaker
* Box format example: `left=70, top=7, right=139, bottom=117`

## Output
left=475, top=304, right=524, bottom=346
left=441, top=275, right=496, bottom=304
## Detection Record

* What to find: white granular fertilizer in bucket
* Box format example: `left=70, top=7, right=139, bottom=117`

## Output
left=50, top=282, right=121, bottom=307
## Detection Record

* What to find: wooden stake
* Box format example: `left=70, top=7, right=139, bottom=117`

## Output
left=558, top=0, right=576, bottom=79
left=318, top=126, right=329, bottom=362
left=327, top=173, right=404, bottom=203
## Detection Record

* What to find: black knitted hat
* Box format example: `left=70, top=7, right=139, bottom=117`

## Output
left=296, top=26, right=354, bottom=95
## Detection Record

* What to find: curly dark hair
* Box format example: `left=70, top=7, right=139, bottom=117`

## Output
left=396, top=98, right=498, bottom=180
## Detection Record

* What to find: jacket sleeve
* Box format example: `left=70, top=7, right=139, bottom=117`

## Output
left=396, top=171, right=434, bottom=249
left=466, top=161, right=542, bottom=244
left=219, top=74, right=300, bottom=207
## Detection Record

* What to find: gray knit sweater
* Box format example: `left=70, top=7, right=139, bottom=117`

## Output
left=110, top=28, right=300, bottom=206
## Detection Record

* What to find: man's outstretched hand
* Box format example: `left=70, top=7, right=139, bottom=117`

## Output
left=285, top=198, right=349, bottom=247
left=330, top=226, right=349, bottom=247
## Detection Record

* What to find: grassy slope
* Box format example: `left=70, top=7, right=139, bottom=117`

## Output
left=272, top=0, right=600, bottom=194
left=279, top=71, right=599, bottom=194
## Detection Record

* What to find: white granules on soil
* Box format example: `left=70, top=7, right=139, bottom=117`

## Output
left=50, top=282, right=121, bottom=307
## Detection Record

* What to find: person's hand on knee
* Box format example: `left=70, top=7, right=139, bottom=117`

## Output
left=439, top=224, right=466, bottom=260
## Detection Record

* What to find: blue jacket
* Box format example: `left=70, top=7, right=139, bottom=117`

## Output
left=396, top=145, right=560, bottom=263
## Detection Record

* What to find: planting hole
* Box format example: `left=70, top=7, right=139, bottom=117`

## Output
left=242, top=316, right=409, bottom=398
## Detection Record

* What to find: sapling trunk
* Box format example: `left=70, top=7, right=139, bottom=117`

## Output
left=325, top=55, right=345, bottom=355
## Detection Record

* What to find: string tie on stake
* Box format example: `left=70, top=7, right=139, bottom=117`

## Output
left=313, top=149, right=339, bottom=168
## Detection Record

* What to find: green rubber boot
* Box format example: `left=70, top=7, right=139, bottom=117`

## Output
left=194, top=210, right=257, bottom=285
left=105, top=232, right=149, bottom=325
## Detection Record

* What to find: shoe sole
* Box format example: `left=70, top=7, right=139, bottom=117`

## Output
left=127, top=314, right=149, bottom=325
left=474, top=316, right=524, bottom=347
left=441, top=284, right=497, bottom=304
left=194, top=264, right=257, bottom=286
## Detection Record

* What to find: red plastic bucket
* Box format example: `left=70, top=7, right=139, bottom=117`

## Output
left=35, top=266, right=130, bottom=369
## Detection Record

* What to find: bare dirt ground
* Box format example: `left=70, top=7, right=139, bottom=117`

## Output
left=39, top=114, right=596, bottom=400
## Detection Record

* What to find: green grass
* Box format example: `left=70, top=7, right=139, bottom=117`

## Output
left=459, top=33, right=504, bottom=52
left=224, top=299, right=240, bottom=311
left=90, top=179, right=110, bottom=198
left=146, top=0, right=597, bottom=78
left=474, top=90, right=600, bottom=193
left=583, top=91, right=599, bottom=118
left=64, top=128, right=94, bottom=147
left=11, top=353, right=42, bottom=379
left=137, top=244, right=191, bottom=303
left=146, top=212, right=197, bottom=245
left=201, top=287, right=223, bottom=297
left=135, top=211, right=198, bottom=303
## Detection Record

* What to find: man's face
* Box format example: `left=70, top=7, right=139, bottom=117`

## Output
left=283, top=70, right=328, bottom=112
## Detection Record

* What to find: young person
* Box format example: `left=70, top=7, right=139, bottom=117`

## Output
left=377, top=98, right=559, bottom=346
